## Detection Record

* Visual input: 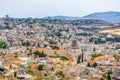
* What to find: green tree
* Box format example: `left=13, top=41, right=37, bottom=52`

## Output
left=0, top=41, right=5, bottom=48
left=34, top=50, right=46, bottom=57
left=92, top=63, right=97, bottom=67
left=27, top=69, right=34, bottom=75
left=60, top=56, right=68, bottom=61
left=56, top=70, right=65, bottom=77
left=107, top=71, right=111, bottom=80
left=38, top=64, right=45, bottom=71
left=93, top=47, right=96, bottom=52
left=34, top=77, right=42, bottom=80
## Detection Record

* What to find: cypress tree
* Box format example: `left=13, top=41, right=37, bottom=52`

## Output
left=77, top=55, right=81, bottom=64
left=107, top=71, right=111, bottom=80
left=81, top=49, right=84, bottom=62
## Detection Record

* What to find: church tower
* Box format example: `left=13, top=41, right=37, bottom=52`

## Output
left=70, top=39, right=83, bottom=64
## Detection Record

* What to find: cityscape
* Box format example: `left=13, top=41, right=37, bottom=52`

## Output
left=0, top=0, right=120, bottom=80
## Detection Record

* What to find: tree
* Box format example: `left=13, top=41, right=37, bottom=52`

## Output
left=51, top=45, right=59, bottom=50
left=34, top=77, right=42, bottom=80
left=77, top=55, right=81, bottom=64
left=34, top=50, right=46, bottom=57
left=34, top=50, right=40, bottom=55
left=60, top=56, right=68, bottom=61
left=56, top=70, right=64, bottom=77
left=39, top=51, right=46, bottom=57
left=102, top=74, right=107, bottom=80
left=38, top=64, right=45, bottom=71
left=27, top=69, right=34, bottom=75
left=93, top=47, right=96, bottom=52
left=92, top=63, right=97, bottom=67
left=113, top=54, right=120, bottom=61
left=87, top=63, right=90, bottom=67
left=81, top=50, right=84, bottom=62
left=107, top=71, right=111, bottom=80
left=28, top=52, right=33, bottom=55
left=0, top=41, right=5, bottom=48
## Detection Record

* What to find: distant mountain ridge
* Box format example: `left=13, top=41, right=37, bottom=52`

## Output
left=82, top=11, right=120, bottom=23
left=42, top=11, right=120, bottom=23
left=43, top=15, right=80, bottom=20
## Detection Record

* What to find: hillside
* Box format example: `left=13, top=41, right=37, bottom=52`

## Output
left=96, top=25, right=120, bottom=36
left=82, top=11, right=120, bottom=23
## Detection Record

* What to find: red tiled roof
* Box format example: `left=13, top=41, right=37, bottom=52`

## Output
left=4, top=63, right=11, bottom=67
left=29, top=63, right=38, bottom=68
left=95, top=56, right=106, bottom=61
left=98, top=66, right=107, bottom=69
left=4, top=53, right=15, bottom=59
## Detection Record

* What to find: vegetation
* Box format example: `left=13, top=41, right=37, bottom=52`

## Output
left=50, top=45, right=59, bottom=50
left=28, top=52, right=33, bottom=55
left=60, top=77, right=69, bottom=80
left=60, top=56, right=69, bottom=61
left=92, top=54, right=103, bottom=58
left=101, top=71, right=112, bottom=80
left=45, top=77, right=51, bottom=80
left=92, top=63, right=97, bottom=67
left=34, top=50, right=46, bottom=57
left=38, top=64, right=45, bottom=71
left=107, top=71, right=111, bottom=80
left=87, top=62, right=97, bottom=67
left=27, top=69, right=34, bottom=75
left=93, top=47, right=96, bottom=52
left=113, top=54, right=120, bottom=60
left=89, top=38, right=106, bottom=44
left=56, top=70, right=64, bottom=77
left=34, top=77, right=50, bottom=80
left=76, top=33, right=93, bottom=36
left=102, top=74, right=107, bottom=80
left=87, top=63, right=90, bottom=67
left=0, top=41, right=6, bottom=48
left=94, top=38, right=106, bottom=44
left=34, top=77, right=42, bottom=80
left=44, top=44, right=48, bottom=48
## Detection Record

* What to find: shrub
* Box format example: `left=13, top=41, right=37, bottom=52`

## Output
left=27, top=69, right=34, bottom=75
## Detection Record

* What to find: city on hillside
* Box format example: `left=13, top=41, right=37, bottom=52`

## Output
left=0, top=15, right=119, bottom=80
left=0, top=0, right=120, bottom=80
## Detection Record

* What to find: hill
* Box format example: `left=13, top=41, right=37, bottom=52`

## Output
left=43, top=15, right=80, bottom=20
left=82, top=11, right=120, bottom=23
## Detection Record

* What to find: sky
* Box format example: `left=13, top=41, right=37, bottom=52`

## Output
left=0, top=0, right=120, bottom=18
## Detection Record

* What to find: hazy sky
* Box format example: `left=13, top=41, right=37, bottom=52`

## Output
left=0, top=0, right=120, bottom=18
